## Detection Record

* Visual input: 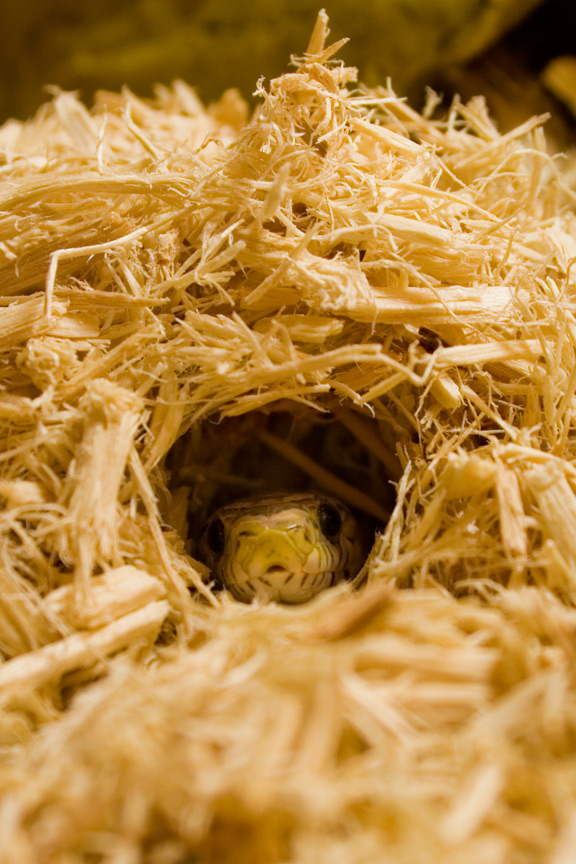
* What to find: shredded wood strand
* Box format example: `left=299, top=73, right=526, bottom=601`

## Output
left=0, top=16, right=576, bottom=862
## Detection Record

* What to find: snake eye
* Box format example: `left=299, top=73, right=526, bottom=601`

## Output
left=206, top=517, right=226, bottom=555
left=318, top=502, right=342, bottom=540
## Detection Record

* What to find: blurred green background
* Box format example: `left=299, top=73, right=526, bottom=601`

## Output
left=0, top=0, right=574, bottom=123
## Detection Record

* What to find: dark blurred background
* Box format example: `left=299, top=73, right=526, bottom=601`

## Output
left=1, top=0, right=576, bottom=131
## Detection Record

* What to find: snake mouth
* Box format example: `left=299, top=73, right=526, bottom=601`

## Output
left=227, top=569, right=336, bottom=604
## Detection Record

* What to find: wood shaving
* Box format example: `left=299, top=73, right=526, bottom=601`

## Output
left=0, top=12, right=576, bottom=863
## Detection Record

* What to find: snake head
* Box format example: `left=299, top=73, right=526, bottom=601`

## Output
left=199, top=493, right=363, bottom=604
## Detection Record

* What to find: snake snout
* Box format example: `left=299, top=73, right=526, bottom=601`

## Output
left=234, top=526, right=309, bottom=582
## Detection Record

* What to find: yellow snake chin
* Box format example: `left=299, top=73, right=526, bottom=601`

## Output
left=201, top=493, right=363, bottom=604
left=228, top=567, right=337, bottom=605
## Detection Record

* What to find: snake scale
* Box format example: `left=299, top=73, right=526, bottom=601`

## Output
left=200, top=493, right=364, bottom=604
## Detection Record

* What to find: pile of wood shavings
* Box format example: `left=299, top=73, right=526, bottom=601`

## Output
left=1, top=14, right=576, bottom=863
